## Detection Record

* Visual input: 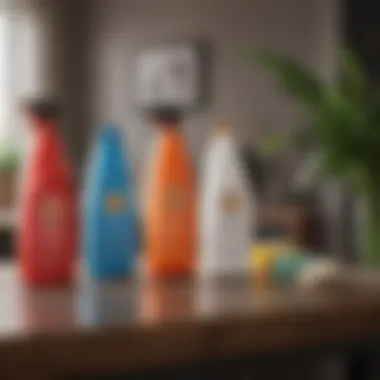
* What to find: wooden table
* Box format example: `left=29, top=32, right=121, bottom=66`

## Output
left=0, top=265, right=380, bottom=379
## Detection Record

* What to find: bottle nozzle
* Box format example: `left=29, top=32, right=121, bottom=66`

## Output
left=23, top=98, right=61, bottom=121
left=150, top=107, right=182, bottom=129
left=214, top=123, right=231, bottom=135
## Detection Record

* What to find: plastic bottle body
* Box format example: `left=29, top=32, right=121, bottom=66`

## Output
left=199, top=131, right=254, bottom=277
left=82, top=126, right=140, bottom=280
left=144, top=126, right=196, bottom=278
left=18, top=125, right=77, bottom=286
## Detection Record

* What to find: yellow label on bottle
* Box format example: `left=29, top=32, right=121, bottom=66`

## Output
left=105, top=193, right=125, bottom=214
left=221, top=191, right=240, bottom=214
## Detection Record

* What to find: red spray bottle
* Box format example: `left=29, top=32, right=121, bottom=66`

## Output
left=18, top=99, right=77, bottom=286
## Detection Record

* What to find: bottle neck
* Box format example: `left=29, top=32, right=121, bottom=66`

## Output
left=29, top=116, right=57, bottom=132
left=157, top=120, right=179, bottom=129
left=156, top=121, right=182, bottom=138
left=30, top=118, right=61, bottom=152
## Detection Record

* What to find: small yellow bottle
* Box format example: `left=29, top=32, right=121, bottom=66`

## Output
left=250, top=240, right=293, bottom=285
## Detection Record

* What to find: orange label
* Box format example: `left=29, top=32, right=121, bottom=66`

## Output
left=105, top=193, right=125, bottom=214
left=40, top=196, right=62, bottom=223
left=164, top=186, right=184, bottom=212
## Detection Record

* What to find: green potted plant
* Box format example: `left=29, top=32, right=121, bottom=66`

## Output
left=250, top=49, right=380, bottom=265
left=0, top=144, right=20, bottom=208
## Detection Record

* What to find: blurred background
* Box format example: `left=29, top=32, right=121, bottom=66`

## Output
left=0, top=0, right=374, bottom=261
left=2, top=1, right=380, bottom=379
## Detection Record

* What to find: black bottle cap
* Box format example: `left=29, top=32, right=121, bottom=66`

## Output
left=148, top=107, right=182, bottom=126
left=23, top=98, right=61, bottom=120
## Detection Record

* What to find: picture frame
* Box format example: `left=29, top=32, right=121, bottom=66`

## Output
left=136, top=41, right=209, bottom=112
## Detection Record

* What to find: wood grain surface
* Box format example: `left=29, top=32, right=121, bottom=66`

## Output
left=0, top=265, right=379, bottom=378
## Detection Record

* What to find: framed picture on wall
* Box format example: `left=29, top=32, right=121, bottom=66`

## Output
left=136, top=42, right=208, bottom=111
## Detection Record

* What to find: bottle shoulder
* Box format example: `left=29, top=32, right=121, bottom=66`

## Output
left=201, top=138, right=255, bottom=202
left=204, top=138, right=246, bottom=178
left=150, top=134, right=195, bottom=185
left=22, top=160, right=75, bottom=194
left=85, top=139, right=132, bottom=185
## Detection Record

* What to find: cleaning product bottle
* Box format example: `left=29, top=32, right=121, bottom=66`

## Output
left=144, top=110, right=196, bottom=278
left=18, top=99, right=77, bottom=286
left=198, top=124, right=254, bottom=277
left=82, top=124, right=140, bottom=280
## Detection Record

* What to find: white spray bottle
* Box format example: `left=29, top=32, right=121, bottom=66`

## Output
left=198, top=124, right=255, bottom=277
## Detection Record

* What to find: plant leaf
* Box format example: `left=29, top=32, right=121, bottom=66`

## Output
left=259, top=132, right=290, bottom=157
left=248, top=47, right=380, bottom=195
left=250, top=50, right=323, bottom=110
left=339, top=49, right=366, bottom=102
left=293, top=152, right=326, bottom=191
left=0, top=141, right=21, bottom=173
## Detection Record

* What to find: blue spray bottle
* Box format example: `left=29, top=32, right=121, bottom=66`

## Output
left=82, top=125, right=140, bottom=280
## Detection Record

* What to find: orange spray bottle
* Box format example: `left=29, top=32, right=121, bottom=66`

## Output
left=17, top=99, right=77, bottom=286
left=144, top=110, right=196, bottom=278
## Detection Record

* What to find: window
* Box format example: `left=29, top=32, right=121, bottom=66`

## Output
left=0, top=12, right=9, bottom=138
left=0, top=1, right=40, bottom=147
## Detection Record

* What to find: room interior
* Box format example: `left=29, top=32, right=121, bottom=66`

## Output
left=0, top=0, right=343, bottom=256
left=0, top=1, right=380, bottom=379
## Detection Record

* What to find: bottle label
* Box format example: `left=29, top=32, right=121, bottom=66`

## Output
left=165, top=186, right=184, bottom=212
left=105, top=192, right=125, bottom=214
left=221, top=191, right=241, bottom=214
left=162, top=185, right=188, bottom=260
left=38, top=194, right=65, bottom=270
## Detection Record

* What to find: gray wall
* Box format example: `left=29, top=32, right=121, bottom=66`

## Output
left=24, top=0, right=344, bottom=254
left=87, top=0, right=345, bottom=254
left=88, top=0, right=340, bottom=174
